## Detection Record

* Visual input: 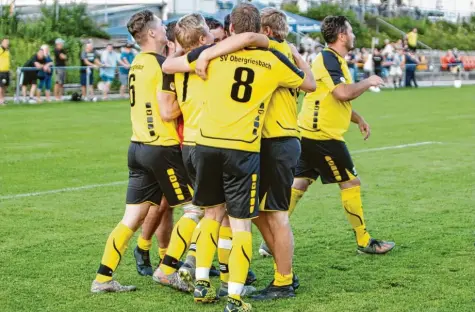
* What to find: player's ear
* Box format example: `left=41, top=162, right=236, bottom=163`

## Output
left=148, top=28, right=156, bottom=38
left=229, top=23, right=235, bottom=35
left=261, top=26, right=272, bottom=37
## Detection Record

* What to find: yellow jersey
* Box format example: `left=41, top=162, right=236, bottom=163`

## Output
left=171, top=48, right=208, bottom=146
left=0, top=47, right=10, bottom=72
left=262, top=39, right=300, bottom=139
left=407, top=32, right=417, bottom=47
left=195, top=47, right=305, bottom=152
left=299, top=48, right=352, bottom=142
left=129, top=52, right=180, bottom=146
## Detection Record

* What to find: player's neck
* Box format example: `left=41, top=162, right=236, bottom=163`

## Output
left=140, top=41, right=165, bottom=54
left=327, top=44, right=348, bottom=58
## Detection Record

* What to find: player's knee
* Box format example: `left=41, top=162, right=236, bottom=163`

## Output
left=339, top=177, right=361, bottom=190
left=267, top=211, right=290, bottom=228
left=204, top=204, right=226, bottom=222
left=292, top=178, right=310, bottom=192
left=122, top=204, right=150, bottom=230
left=183, top=203, right=203, bottom=224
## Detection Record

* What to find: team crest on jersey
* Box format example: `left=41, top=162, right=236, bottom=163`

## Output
left=170, top=82, right=176, bottom=91
left=340, top=77, right=346, bottom=83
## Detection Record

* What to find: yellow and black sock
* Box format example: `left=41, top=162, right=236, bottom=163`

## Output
left=137, top=235, right=152, bottom=251
left=185, top=222, right=202, bottom=261
left=158, top=247, right=167, bottom=260
left=159, top=216, right=197, bottom=275
left=273, top=270, right=293, bottom=287
left=288, top=188, right=304, bottom=217
left=228, top=231, right=252, bottom=301
left=95, top=222, right=134, bottom=283
left=341, top=186, right=370, bottom=247
left=218, top=226, right=232, bottom=284
left=195, top=218, right=220, bottom=281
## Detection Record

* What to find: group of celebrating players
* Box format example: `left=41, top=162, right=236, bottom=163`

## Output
left=90, top=3, right=394, bottom=311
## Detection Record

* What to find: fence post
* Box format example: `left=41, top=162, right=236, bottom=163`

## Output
left=15, top=67, right=21, bottom=103
left=86, top=66, right=90, bottom=101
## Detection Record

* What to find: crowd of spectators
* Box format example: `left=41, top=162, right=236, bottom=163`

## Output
left=0, top=37, right=137, bottom=105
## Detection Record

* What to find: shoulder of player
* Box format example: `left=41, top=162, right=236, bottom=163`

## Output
left=187, top=44, right=215, bottom=63
left=321, top=49, right=343, bottom=71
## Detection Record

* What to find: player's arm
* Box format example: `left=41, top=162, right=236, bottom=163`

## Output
left=157, top=72, right=181, bottom=121
left=161, top=46, right=205, bottom=74
left=351, top=110, right=371, bottom=140
left=332, top=76, right=383, bottom=102
left=289, top=44, right=316, bottom=92
left=272, top=49, right=316, bottom=92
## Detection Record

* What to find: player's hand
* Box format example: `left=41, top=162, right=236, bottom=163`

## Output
left=289, top=43, right=299, bottom=58
left=358, top=119, right=371, bottom=140
left=366, top=75, right=384, bottom=87
left=195, top=53, right=210, bottom=80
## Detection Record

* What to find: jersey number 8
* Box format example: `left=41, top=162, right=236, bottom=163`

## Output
left=230, top=67, right=255, bottom=103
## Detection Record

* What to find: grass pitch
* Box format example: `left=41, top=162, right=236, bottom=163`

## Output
left=1, top=87, right=474, bottom=312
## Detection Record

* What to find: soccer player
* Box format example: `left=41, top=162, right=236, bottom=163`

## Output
left=0, top=38, right=10, bottom=106
left=190, top=3, right=316, bottom=310
left=205, top=17, right=226, bottom=42
left=291, top=16, right=395, bottom=254
left=132, top=20, right=179, bottom=278
left=250, top=7, right=305, bottom=300
left=90, top=10, right=200, bottom=293
left=160, top=13, right=275, bottom=301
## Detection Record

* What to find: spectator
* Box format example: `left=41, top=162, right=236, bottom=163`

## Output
left=36, top=44, right=54, bottom=102
left=54, top=38, right=67, bottom=101
left=363, top=48, right=373, bottom=79
left=119, top=43, right=135, bottom=98
left=382, top=39, right=394, bottom=57
left=301, top=33, right=315, bottom=52
left=406, top=28, right=418, bottom=51
left=306, top=46, right=318, bottom=64
left=388, top=49, right=403, bottom=88
left=402, top=49, right=419, bottom=87
left=80, top=42, right=101, bottom=101
left=205, top=17, right=226, bottom=42
left=346, top=49, right=358, bottom=83
left=0, top=38, right=10, bottom=106
left=100, top=43, right=119, bottom=101
left=395, top=39, right=404, bottom=49
left=372, top=47, right=383, bottom=78
left=21, top=48, right=47, bottom=104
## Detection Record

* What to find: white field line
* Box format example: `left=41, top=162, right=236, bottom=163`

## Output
left=1, top=141, right=442, bottom=201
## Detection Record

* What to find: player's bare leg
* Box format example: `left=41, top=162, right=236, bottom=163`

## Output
left=134, top=198, right=170, bottom=276
left=339, top=177, right=395, bottom=254
left=0, top=86, right=5, bottom=105
left=155, top=200, right=173, bottom=260
left=91, top=203, right=152, bottom=293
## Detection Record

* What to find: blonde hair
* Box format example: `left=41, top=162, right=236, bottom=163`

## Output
left=40, top=44, right=50, bottom=56
left=175, top=13, right=208, bottom=51
left=260, top=7, right=289, bottom=41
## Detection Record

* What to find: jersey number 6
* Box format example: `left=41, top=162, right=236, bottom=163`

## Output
left=230, top=67, right=255, bottom=103
left=129, top=74, right=136, bottom=107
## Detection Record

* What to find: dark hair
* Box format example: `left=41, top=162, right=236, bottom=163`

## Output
left=166, top=21, right=177, bottom=42
left=321, top=16, right=349, bottom=44
left=205, top=17, right=223, bottom=30
left=224, top=14, right=231, bottom=34
left=230, top=3, right=260, bottom=34
left=127, top=10, right=157, bottom=44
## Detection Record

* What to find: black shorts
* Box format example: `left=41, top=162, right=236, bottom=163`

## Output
left=181, top=144, right=197, bottom=188
left=259, top=137, right=301, bottom=212
left=22, top=71, right=38, bottom=86
left=126, top=142, right=192, bottom=207
left=295, top=138, right=357, bottom=184
left=0, top=72, right=10, bottom=87
left=193, top=145, right=260, bottom=219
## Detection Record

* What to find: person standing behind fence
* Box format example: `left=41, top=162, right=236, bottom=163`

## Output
left=406, top=28, right=418, bottom=52
left=403, top=49, right=420, bottom=88
left=80, top=42, right=101, bottom=101
left=36, top=45, right=54, bottom=103
left=100, top=43, right=119, bottom=101
left=54, top=38, right=67, bottom=101
left=0, top=38, right=10, bottom=106
left=21, top=48, right=47, bottom=104
left=119, top=43, right=135, bottom=98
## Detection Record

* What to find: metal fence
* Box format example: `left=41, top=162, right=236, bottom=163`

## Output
left=14, top=65, right=129, bottom=103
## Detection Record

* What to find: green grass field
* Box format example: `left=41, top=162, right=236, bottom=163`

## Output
left=1, top=87, right=474, bottom=312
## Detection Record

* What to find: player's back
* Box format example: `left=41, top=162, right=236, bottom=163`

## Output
left=129, top=52, right=180, bottom=146
left=299, top=48, right=352, bottom=141
left=262, top=39, right=299, bottom=139
left=197, top=48, right=304, bottom=153
left=174, top=70, right=204, bottom=146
